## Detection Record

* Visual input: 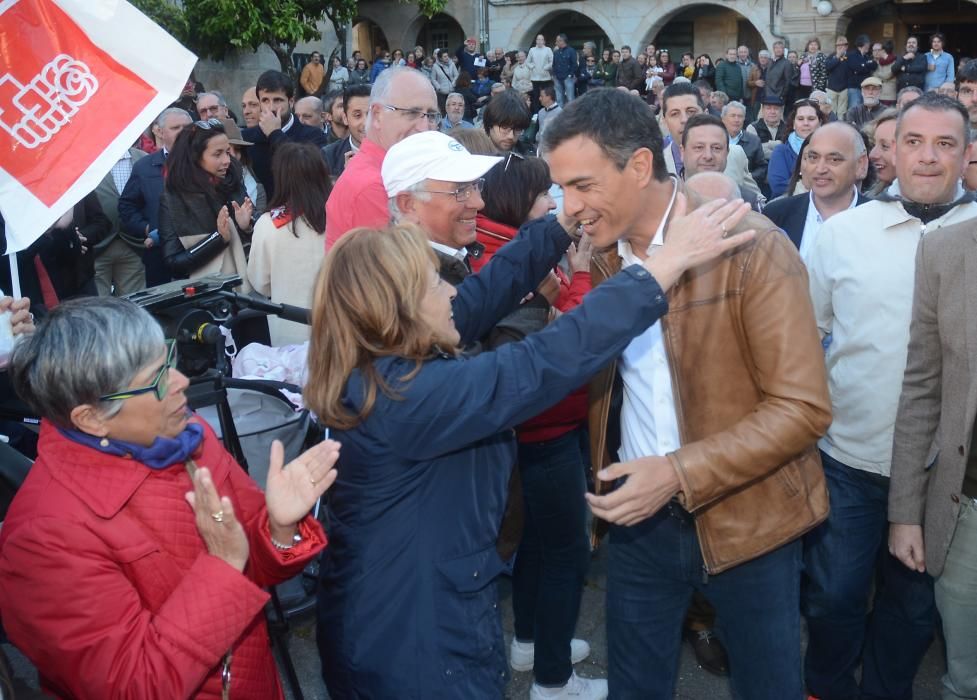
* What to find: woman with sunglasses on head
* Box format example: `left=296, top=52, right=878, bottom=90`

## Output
left=473, top=153, right=603, bottom=697
left=0, top=296, right=340, bottom=699
left=158, top=118, right=254, bottom=290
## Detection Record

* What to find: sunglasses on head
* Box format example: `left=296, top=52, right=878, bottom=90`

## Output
left=193, top=118, right=224, bottom=131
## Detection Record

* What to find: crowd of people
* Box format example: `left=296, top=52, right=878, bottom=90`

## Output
left=0, top=23, right=976, bottom=700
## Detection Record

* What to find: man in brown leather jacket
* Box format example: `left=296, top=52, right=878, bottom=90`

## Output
left=541, top=88, right=831, bottom=700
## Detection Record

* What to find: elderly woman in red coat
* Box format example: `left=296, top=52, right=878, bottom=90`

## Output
left=0, top=296, right=339, bottom=699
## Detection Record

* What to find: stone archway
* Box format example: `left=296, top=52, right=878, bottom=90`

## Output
left=405, top=12, right=466, bottom=57
left=509, top=6, right=619, bottom=53
left=351, top=16, right=389, bottom=64
left=634, top=2, right=773, bottom=58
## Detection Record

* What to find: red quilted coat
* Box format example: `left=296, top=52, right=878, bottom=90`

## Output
left=0, top=418, right=327, bottom=699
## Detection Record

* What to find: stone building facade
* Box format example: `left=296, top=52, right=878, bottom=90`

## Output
left=192, top=0, right=977, bottom=119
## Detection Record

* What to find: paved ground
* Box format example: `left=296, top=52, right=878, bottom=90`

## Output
left=4, top=545, right=947, bottom=699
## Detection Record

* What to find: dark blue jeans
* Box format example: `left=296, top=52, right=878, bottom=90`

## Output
left=607, top=503, right=804, bottom=700
left=511, top=428, right=590, bottom=686
left=802, top=450, right=936, bottom=700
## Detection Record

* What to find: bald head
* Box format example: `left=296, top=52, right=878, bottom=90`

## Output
left=367, top=67, right=439, bottom=150
left=686, top=172, right=741, bottom=201
left=295, top=96, right=325, bottom=128
left=803, top=121, right=868, bottom=204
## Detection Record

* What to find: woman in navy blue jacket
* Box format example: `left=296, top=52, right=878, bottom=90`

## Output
left=307, top=204, right=752, bottom=699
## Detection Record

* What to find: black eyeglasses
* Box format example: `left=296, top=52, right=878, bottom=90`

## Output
left=381, top=104, right=443, bottom=126
left=99, top=340, right=178, bottom=403
left=419, top=178, right=485, bottom=202
left=193, top=118, right=224, bottom=131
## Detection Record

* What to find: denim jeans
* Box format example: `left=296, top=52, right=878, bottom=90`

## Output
left=847, top=87, right=864, bottom=110
left=803, top=450, right=936, bottom=700
left=511, top=428, right=590, bottom=686
left=554, top=76, right=575, bottom=107
left=606, top=503, right=804, bottom=700
left=936, top=498, right=977, bottom=699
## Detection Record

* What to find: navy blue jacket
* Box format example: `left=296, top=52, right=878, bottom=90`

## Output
left=118, top=149, right=165, bottom=239
left=552, top=45, right=578, bottom=81
left=845, top=50, right=877, bottom=89
left=763, top=190, right=872, bottom=249
left=242, top=119, right=328, bottom=201
left=316, top=217, right=669, bottom=699
left=825, top=52, right=851, bottom=92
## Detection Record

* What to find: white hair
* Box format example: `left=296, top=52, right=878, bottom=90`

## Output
left=722, top=101, right=747, bottom=117
left=366, top=66, right=429, bottom=132
left=387, top=183, right=431, bottom=221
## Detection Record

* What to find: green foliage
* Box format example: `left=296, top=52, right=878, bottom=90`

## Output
left=131, top=0, right=448, bottom=76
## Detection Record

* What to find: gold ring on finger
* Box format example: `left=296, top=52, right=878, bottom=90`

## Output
left=211, top=510, right=225, bottom=523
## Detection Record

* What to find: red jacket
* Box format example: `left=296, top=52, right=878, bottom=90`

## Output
left=0, top=419, right=326, bottom=699
left=475, top=214, right=591, bottom=442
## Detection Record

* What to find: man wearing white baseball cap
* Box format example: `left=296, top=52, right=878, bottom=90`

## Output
left=383, top=130, right=503, bottom=282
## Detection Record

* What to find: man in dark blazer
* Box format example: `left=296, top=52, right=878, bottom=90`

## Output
left=888, top=219, right=977, bottom=700
left=118, top=107, right=192, bottom=287
left=321, top=85, right=370, bottom=180
left=242, top=70, right=328, bottom=200
left=762, top=122, right=869, bottom=258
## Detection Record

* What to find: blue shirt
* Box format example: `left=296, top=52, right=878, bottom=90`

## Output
left=925, top=51, right=955, bottom=90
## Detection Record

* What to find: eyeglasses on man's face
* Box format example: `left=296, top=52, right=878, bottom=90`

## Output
left=99, top=340, right=179, bottom=403
left=381, top=104, right=442, bottom=126
left=419, top=178, right=485, bottom=202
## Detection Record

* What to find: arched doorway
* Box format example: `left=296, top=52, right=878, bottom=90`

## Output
left=351, top=17, right=389, bottom=64
left=521, top=11, right=613, bottom=55
left=414, top=13, right=466, bottom=56
left=843, top=0, right=977, bottom=63
left=646, top=5, right=765, bottom=61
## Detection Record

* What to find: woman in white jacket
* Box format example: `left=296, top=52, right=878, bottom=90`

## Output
left=512, top=50, right=533, bottom=97
left=248, top=142, right=329, bottom=346
left=526, top=34, right=553, bottom=111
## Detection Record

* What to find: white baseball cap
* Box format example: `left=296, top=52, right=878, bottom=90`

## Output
left=382, top=131, right=502, bottom=198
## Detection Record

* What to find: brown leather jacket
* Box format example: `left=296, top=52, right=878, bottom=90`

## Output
left=588, top=204, right=832, bottom=573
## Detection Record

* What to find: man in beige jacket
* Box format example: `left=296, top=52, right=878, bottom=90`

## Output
left=889, top=217, right=977, bottom=699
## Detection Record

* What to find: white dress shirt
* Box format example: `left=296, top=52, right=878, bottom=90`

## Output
left=618, top=179, right=682, bottom=462
left=799, top=186, right=858, bottom=263
left=429, top=241, right=468, bottom=262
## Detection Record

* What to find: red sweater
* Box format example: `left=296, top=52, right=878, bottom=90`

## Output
left=475, top=214, right=591, bottom=442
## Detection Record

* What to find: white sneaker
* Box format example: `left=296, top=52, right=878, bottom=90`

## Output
left=510, top=638, right=591, bottom=672
left=529, top=671, right=609, bottom=699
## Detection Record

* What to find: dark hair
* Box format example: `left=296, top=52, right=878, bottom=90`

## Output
left=786, top=99, right=826, bottom=133
left=456, top=70, right=473, bottom=90
left=540, top=88, right=669, bottom=182
left=855, top=35, right=871, bottom=49
left=557, top=33, right=568, bottom=44
left=681, top=113, right=729, bottom=148
left=661, top=81, right=703, bottom=113
left=256, top=70, right=294, bottom=100
left=898, top=91, right=971, bottom=147
left=658, top=49, right=672, bottom=64
left=483, top=89, right=531, bottom=133
left=960, top=58, right=977, bottom=85
left=621, top=45, right=631, bottom=52
left=165, top=120, right=244, bottom=201
left=355, top=58, right=367, bottom=70
left=540, top=85, right=557, bottom=101
left=480, top=154, right=552, bottom=228
left=931, top=32, right=946, bottom=44
left=343, top=83, right=372, bottom=111
left=322, top=89, right=343, bottom=112
left=267, top=143, right=331, bottom=235
left=882, top=40, right=894, bottom=54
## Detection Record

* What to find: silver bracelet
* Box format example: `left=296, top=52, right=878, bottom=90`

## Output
left=271, top=532, right=303, bottom=550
